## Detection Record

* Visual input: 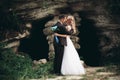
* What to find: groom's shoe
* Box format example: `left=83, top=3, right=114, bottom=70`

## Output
left=54, top=72, right=61, bottom=76
left=54, top=70, right=62, bottom=75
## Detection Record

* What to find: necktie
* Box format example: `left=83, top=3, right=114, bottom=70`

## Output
left=55, top=36, right=59, bottom=43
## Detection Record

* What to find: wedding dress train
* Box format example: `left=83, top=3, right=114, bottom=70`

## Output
left=61, top=36, right=85, bottom=75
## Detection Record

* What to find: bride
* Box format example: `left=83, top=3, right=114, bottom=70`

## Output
left=54, top=15, right=85, bottom=75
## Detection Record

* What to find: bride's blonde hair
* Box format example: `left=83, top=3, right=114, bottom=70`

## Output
left=67, top=15, right=76, bottom=34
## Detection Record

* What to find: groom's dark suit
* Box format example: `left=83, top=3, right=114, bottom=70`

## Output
left=53, top=21, right=73, bottom=74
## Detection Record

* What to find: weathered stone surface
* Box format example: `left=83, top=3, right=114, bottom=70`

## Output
left=45, top=17, right=58, bottom=28
left=49, top=43, right=54, bottom=52
left=4, top=40, right=20, bottom=53
left=33, top=59, right=47, bottom=65
left=70, top=36, right=79, bottom=42
left=14, top=1, right=67, bottom=20
left=1, top=0, right=120, bottom=64
left=43, top=27, right=53, bottom=35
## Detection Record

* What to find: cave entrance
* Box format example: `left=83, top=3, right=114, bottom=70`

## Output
left=18, top=16, right=53, bottom=60
left=78, top=11, right=101, bottom=66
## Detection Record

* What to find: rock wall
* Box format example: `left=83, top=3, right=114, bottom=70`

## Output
left=1, top=0, right=120, bottom=65
left=42, top=0, right=120, bottom=65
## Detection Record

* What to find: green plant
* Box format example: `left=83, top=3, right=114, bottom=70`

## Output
left=0, top=43, right=33, bottom=80
left=0, top=42, right=56, bottom=80
left=28, top=60, right=55, bottom=79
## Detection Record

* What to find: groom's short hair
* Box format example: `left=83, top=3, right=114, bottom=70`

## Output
left=59, top=15, right=65, bottom=19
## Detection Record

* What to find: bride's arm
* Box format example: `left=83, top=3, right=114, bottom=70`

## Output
left=54, top=33, right=68, bottom=37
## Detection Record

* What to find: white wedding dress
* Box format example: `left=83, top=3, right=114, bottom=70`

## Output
left=61, top=36, right=85, bottom=75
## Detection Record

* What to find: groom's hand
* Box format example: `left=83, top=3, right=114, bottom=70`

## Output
left=54, top=33, right=68, bottom=38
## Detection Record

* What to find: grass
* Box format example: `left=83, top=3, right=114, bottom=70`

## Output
left=105, top=63, right=120, bottom=75
left=29, top=60, right=56, bottom=79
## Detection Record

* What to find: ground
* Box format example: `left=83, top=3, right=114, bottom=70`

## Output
left=30, top=66, right=120, bottom=80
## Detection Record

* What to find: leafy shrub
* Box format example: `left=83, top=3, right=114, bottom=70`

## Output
left=0, top=42, right=55, bottom=80
left=0, top=43, right=33, bottom=80
left=30, top=61, right=54, bottom=79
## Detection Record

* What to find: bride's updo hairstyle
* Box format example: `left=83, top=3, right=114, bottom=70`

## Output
left=67, top=15, right=76, bottom=34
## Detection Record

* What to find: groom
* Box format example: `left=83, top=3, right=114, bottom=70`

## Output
left=52, top=15, right=73, bottom=74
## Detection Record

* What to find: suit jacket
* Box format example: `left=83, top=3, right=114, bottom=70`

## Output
left=53, top=22, right=73, bottom=46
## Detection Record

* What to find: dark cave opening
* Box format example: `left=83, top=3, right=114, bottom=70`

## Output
left=78, top=11, right=102, bottom=66
left=18, top=16, right=54, bottom=60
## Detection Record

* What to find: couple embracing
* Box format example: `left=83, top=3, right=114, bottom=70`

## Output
left=51, top=15, right=85, bottom=75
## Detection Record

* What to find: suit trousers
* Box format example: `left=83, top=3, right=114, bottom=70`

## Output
left=53, top=43, right=64, bottom=74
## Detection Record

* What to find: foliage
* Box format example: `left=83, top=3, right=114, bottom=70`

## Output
left=0, top=42, right=32, bottom=80
left=0, top=42, right=55, bottom=80
left=28, top=61, right=55, bottom=79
